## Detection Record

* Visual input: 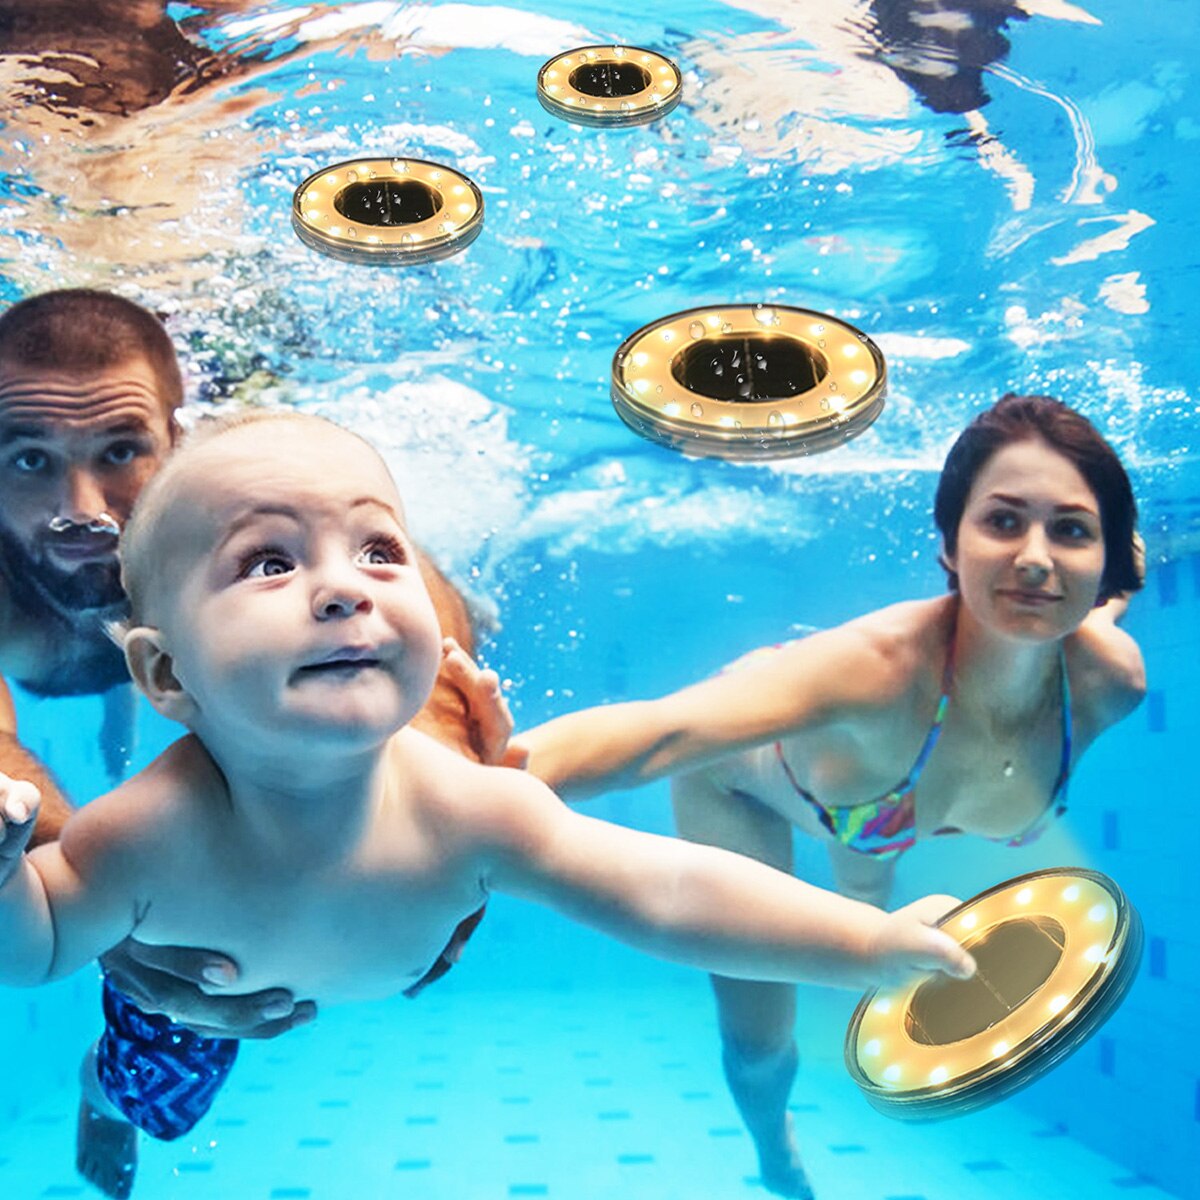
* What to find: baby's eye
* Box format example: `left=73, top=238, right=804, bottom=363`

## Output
left=358, top=536, right=406, bottom=566
left=242, top=551, right=294, bottom=579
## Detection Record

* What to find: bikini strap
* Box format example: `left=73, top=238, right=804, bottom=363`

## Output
left=1052, top=642, right=1073, bottom=803
left=891, top=631, right=956, bottom=795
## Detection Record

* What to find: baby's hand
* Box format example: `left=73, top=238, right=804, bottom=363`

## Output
left=0, top=772, right=40, bottom=885
left=869, top=893, right=976, bottom=987
left=440, top=638, right=527, bottom=767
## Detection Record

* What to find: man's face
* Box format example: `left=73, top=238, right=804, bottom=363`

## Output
left=0, top=357, right=175, bottom=615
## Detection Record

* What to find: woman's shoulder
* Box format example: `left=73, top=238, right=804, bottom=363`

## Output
left=759, top=596, right=950, bottom=716
left=836, top=596, right=952, bottom=684
left=1065, top=619, right=1147, bottom=733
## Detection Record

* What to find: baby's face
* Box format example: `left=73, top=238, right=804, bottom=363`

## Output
left=153, top=421, right=443, bottom=751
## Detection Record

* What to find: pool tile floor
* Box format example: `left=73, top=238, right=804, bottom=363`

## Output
left=3, top=981, right=1181, bottom=1200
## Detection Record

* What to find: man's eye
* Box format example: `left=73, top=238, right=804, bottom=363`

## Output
left=11, top=448, right=48, bottom=473
left=103, top=442, right=140, bottom=466
left=243, top=554, right=293, bottom=579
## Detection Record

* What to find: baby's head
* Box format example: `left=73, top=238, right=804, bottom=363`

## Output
left=120, top=411, right=443, bottom=755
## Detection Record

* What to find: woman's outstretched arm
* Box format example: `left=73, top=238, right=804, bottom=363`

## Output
left=515, top=622, right=910, bottom=800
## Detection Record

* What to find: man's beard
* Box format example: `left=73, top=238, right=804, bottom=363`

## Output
left=0, top=524, right=127, bottom=616
left=0, top=523, right=131, bottom=696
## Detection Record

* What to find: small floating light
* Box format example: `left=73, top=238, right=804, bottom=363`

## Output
left=537, top=46, right=682, bottom=127
left=291, top=157, right=484, bottom=266
left=610, top=304, right=886, bottom=461
left=844, top=867, right=1143, bottom=1121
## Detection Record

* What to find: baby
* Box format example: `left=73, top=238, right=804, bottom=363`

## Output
left=0, top=411, right=974, bottom=1168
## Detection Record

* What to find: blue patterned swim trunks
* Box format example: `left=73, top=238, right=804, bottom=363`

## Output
left=96, top=975, right=239, bottom=1141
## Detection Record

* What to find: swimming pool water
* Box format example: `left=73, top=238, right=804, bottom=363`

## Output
left=1, top=0, right=1198, bottom=1196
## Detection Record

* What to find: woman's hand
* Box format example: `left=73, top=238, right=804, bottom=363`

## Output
left=100, top=940, right=317, bottom=1039
left=868, top=894, right=976, bottom=987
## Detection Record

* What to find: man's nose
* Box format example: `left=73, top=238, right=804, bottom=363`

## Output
left=58, top=467, right=108, bottom=525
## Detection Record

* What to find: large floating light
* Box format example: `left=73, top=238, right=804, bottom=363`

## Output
left=610, top=304, right=887, bottom=461
left=292, top=158, right=484, bottom=266
left=538, top=46, right=682, bottom=127
left=845, top=868, right=1143, bottom=1120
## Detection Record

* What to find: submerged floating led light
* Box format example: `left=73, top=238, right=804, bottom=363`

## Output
left=537, top=46, right=682, bottom=127
left=291, top=158, right=484, bottom=265
left=610, top=304, right=887, bottom=460
left=845, top=868, right=1143, bottom=1121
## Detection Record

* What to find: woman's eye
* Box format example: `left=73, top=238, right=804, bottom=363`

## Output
left=1056, top=519, right=1095, bottom=541
left=986, top=510, right=1019, bottom=532
left=243, top=554, right=293, bottom=578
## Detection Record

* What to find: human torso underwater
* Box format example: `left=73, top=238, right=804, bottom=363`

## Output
left=709, top=595, right=1116, bottom=851
left=90, top=730, right=490, bottom=1005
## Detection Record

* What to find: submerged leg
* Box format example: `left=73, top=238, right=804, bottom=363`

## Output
left=714, top=976, right=813, bottom=1199
left=671, top=767, right=813, bottom=1197
left=77, top=1041, right=138, bottom=1200
left=77, top=976, right=241, bottom=1196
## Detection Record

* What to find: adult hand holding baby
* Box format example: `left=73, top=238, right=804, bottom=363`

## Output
left=0, top=770, right=40, bottom=881
left=99, top=942, right=316, bottom=1040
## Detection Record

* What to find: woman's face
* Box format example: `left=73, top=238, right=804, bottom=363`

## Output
left=945, top=437, right=1106, bottom=642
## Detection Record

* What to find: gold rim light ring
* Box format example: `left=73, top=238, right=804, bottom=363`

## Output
left=537, top=46, right=682, bottom=127
left=611, top=304, right=887, bottom=461
left=845, top=868, right=1144, bottom=1120
left=292, top=158, right=484, bottom=266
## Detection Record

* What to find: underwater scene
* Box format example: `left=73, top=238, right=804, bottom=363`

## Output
left=0, top=1, right=1197, bottom=1198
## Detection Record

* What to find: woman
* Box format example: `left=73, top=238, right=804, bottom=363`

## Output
left=515, top=394, right=1146, bottom=1200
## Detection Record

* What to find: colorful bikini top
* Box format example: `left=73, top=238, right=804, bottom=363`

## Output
left=774, top=637, right=1073, bottom=859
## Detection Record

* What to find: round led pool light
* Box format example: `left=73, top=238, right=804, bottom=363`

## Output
left=537, top=46, right=682, bottom=127
left=610, top=304, right=887, bottom=460
left=292, top=158, right=484, bottom=265
left=845, top=867, right=1143, bottom=1121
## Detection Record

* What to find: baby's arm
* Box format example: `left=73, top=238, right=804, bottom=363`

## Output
left=0, top=774, right=141, bottom=986
left=478, top=770, right=974, bottom=991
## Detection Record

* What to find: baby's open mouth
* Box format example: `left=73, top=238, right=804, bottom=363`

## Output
left=297, top=647, right=383, bottom=674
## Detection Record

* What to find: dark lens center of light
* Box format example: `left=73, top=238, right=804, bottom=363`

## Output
left=905, top=916, right=1067, bottom=1046
left=672, top=335, right=828, bottom=402
left=568, top=62, right=651, bottom=97
left=335, top=181, right=443, bottom=226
